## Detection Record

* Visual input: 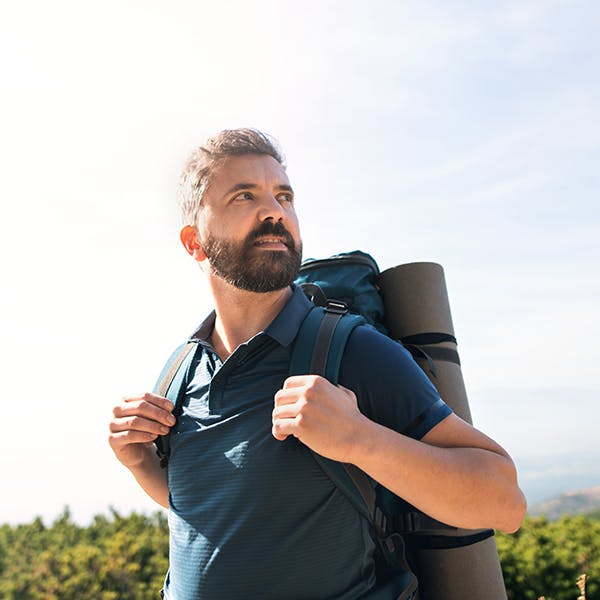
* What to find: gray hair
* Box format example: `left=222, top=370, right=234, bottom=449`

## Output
left=178, top=128, right=286, bottom=226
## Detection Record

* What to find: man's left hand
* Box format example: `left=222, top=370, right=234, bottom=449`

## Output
left=272, top=375, right=365, bottom=462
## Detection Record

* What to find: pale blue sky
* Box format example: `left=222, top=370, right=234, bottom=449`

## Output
left=1, top=0, right=598, bottom=524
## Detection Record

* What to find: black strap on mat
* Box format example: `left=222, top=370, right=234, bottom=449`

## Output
left=401, top=332, right=457, bottom=346
left=401, top=331, right=462, bottom=375
left=408, top=528, right=494, bottom=550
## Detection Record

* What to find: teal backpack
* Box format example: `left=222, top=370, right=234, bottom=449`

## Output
left=154, top=250, right=505, bottom=600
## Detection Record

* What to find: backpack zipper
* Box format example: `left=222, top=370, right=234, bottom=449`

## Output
left=299, top=253, right=380, bottom=274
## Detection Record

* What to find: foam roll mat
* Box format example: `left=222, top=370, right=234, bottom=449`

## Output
left=378, top=262, right=507, bottom=600
left=410, top=534, right=507, bottom=599
left=377, top=262, right=472, bottom=425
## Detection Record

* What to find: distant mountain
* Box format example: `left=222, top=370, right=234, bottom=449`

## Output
left=529, top=485, right=600, bottom=519
left=515, top=453, right=600, bottom=505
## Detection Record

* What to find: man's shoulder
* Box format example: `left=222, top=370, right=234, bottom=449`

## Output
left=344, top=322, right=416, bottom=373
left=340, top=320, right=450, bottom=437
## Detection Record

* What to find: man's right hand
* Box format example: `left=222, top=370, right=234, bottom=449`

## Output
left=108, top=393, right=176, bottom=469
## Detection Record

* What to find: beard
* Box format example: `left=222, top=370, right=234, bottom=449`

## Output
left=201, top=221, right=302, bottom=293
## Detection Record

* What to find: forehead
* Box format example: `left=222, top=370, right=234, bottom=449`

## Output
left=206, top=154, right=290, bottom=197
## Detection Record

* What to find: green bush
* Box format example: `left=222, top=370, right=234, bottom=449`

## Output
left=0, top=508, right=169, bottom=600
left=497, top=514, right=600, bottom=600
left=1, top=509, right=598, bottom=599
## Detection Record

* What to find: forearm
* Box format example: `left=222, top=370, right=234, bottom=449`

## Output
left=109, top=392, right=175, bottom=509
left=272, top=376, right=526, bottom=533
left=127, top=447, right=170, bottom=509
left=347, top=416, right=526, bottom=533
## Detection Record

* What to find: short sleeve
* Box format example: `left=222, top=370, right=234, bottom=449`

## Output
left=339, top=325, right=452, bottom=440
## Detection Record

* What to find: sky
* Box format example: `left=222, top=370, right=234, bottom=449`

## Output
left=1, top=0, right=598, bottom=524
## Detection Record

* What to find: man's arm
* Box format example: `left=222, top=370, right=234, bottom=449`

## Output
left=272, top=376, right=526, bottom=534
left=346, top=410, right=526, bottom=533
left=108, top=392, right=174, bottom=508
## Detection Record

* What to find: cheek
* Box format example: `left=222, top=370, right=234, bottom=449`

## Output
left=286, top=207, right=301, bottom=235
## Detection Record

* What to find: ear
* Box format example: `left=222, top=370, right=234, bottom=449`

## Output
left=180, top=225, right=206, bottom=261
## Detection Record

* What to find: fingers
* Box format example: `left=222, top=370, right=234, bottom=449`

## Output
left=118, top=392, right=174, bottom=414
left=272, top=418, right=297, bottom=441
left=281, top=375, right=318, bottom=390
left=271, top=375, right=361, bottom=460
left=113, top=393, right=176, bottom=428
left=272, top=402, right=301, bottom=420
left=108, top=392, right=175, bottom=453
left=109, top=428, right=160, bottom=447
left=275, top=375, right=324, bottom=406
left=272, top=378, right=318, bottom=441
left=109, top=414, right=171, bottom=437
left=272, top=384, right=302, bottom=441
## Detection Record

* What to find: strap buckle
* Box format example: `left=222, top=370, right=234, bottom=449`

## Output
left=374, top=506, right=388, bottom=536
left=395, top=511, right=420, bottom=533
left=324, top=300, right=349, bottom=315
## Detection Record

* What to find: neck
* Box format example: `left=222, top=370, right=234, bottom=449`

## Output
left=208, top=280, right=293, bottom=361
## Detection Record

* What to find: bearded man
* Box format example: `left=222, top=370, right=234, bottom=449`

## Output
left=108, top=128, right=525, bottom=600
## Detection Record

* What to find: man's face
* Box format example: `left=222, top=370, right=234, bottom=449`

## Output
left=196, top=154, right=302, bottom=293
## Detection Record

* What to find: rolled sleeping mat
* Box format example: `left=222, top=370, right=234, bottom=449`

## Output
left=377, top=262, right=507, bottom=600
left=408, top=530, right=507, bottom=599
left=377, top=262, right=472, bottom=424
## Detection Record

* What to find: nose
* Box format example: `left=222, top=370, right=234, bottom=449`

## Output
left=257, top=193, right=285, bottom=222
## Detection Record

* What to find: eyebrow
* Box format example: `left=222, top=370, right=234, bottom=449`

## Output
left=224, top=182, right=294, bottom=196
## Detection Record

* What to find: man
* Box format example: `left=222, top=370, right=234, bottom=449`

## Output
left=109, top=128, right=526, bottom=599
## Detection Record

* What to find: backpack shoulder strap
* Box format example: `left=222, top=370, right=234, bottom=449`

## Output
left=153, top=341, right=199, bottom=466
left=153, top=341, right=198, bottom=399
left=290, top=302, right=365, bottom=383
left=291, top=303, right=375, bottom=522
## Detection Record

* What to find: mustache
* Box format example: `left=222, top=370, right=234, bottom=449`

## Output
left=249, top=221, right=295, bottom=248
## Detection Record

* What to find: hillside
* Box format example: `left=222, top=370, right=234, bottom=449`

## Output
left=529, top=484, right=600, bottom=519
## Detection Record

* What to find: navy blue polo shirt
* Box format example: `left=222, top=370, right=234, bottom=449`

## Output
left=163, top=287, right=451, bottom=600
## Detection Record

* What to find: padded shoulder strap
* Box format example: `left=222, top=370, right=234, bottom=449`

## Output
left=290, top=304, right=375, bottom=521
left=153, top=342, right=198, bottom=400
left=290, top=304, right=365, bottom=383
left=153, top=341, right=199, bottom=465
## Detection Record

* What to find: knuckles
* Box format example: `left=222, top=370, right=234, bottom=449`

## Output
left=304, top=375, right=329, bottom=397
left=127, top=416, right=141, bottom=429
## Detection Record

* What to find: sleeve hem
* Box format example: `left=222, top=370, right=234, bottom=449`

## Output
left=404, top=399, right=453, bottom=440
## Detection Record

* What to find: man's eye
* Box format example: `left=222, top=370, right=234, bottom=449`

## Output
left=234, top=192, right=254, bottom=201
left=277, top=193, right=293, bottom=203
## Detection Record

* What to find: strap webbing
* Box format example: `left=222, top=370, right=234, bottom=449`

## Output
left=289, top=307, right=327, bottom=377
left=292, top=304, right=375, bottom=521
left=309, top=310, right=344, bottom=375
left=155, top=342, right=197, bottom=398
left=389, top=509, right=457, bottom=534
left=153, top=341, right=198, bottom=466
left=401, top=332, right=457, bottom=345
left=407, top=528, right=494, bottom=550
left=402, top=330, right=462, bottom=374
left=418, top=345, right=461, bottom=366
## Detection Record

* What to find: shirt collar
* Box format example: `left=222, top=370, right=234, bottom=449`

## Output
left=189, top=286, right=312, bottom=348
left=189, top=311, right=216, bottom=345
left=264, top=285, right=313, bottom=348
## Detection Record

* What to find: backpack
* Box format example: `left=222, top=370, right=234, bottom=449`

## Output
left=153, top=250, right=507, bottom=600
left=290, top=251, right=506, bottom=600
